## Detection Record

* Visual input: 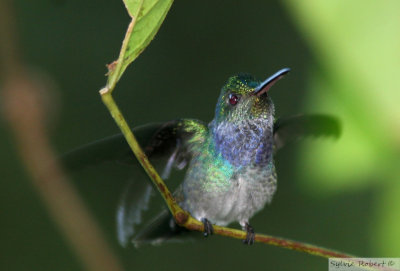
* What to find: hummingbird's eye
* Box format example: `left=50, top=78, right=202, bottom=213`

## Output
left=228, top=93, right=239, bottom=105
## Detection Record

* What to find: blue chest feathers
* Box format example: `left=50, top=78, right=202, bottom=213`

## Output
left=211, top=119, right=274, bottom=167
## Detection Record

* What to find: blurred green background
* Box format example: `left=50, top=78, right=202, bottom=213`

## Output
left=1, top=0, right=399, bottom=270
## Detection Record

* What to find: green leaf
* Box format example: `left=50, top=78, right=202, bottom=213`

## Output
left=107, top=0, right=173, bottom=88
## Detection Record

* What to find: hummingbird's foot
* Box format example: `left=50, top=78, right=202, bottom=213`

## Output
left=242, top=223, right=255, bottom=245
left=202, top=218, right=214, bottom=237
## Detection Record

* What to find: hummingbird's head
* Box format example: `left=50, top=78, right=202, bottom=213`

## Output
left=214, top=68, right=290, bottom=124
left=210, top=68, right=290, bottom=166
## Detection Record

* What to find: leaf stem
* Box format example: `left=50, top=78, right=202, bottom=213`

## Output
left=106, top=0, right=144, bottom=92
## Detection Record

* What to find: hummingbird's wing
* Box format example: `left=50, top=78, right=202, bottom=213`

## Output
left=62, top=123, right=164, bottom=170
left=126, top=119, right=208, bottom=246
left=273, top=114, right=341, bottom=151
left=62, top=119, right=207, bottom=247
left=63, top=119, right=207, bottom=177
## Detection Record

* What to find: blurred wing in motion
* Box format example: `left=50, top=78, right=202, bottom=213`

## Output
left=62, top=123, right=164, bottom=170
left=129, top=205, right=197, bottom=247
left=116, top=180, right=153, bottom=247
left=62, top=119, right=207, bottom=247
left=273, top=114, right=341, bottom=151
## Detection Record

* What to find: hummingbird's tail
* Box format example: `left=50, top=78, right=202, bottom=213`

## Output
left=117, top=179, right=197, bottom=248
left=131, top=209, right=194, bottom=247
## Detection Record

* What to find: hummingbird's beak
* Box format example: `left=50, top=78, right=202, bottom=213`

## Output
left=253, top=68, right=290, bottom=96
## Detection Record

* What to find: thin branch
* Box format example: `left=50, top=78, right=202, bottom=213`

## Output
left=106, top=0, right=144, bottom=92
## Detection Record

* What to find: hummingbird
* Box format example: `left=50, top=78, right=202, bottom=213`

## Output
left=167, top=68, right=290, bottom=244
left=63, top=68, right=340, bottom=246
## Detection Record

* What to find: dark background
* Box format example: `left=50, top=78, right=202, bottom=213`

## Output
left=1, top=0, right=399, bottom=270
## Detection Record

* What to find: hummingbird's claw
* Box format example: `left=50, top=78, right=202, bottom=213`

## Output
left=242, top=223, right=255, bottom=245
left=202, top=218, right=214, bottom=237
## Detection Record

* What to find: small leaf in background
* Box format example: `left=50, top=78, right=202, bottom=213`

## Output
left=108, top=0, right=174, bottom=85
left=284, top=0, right=400, bottom=256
